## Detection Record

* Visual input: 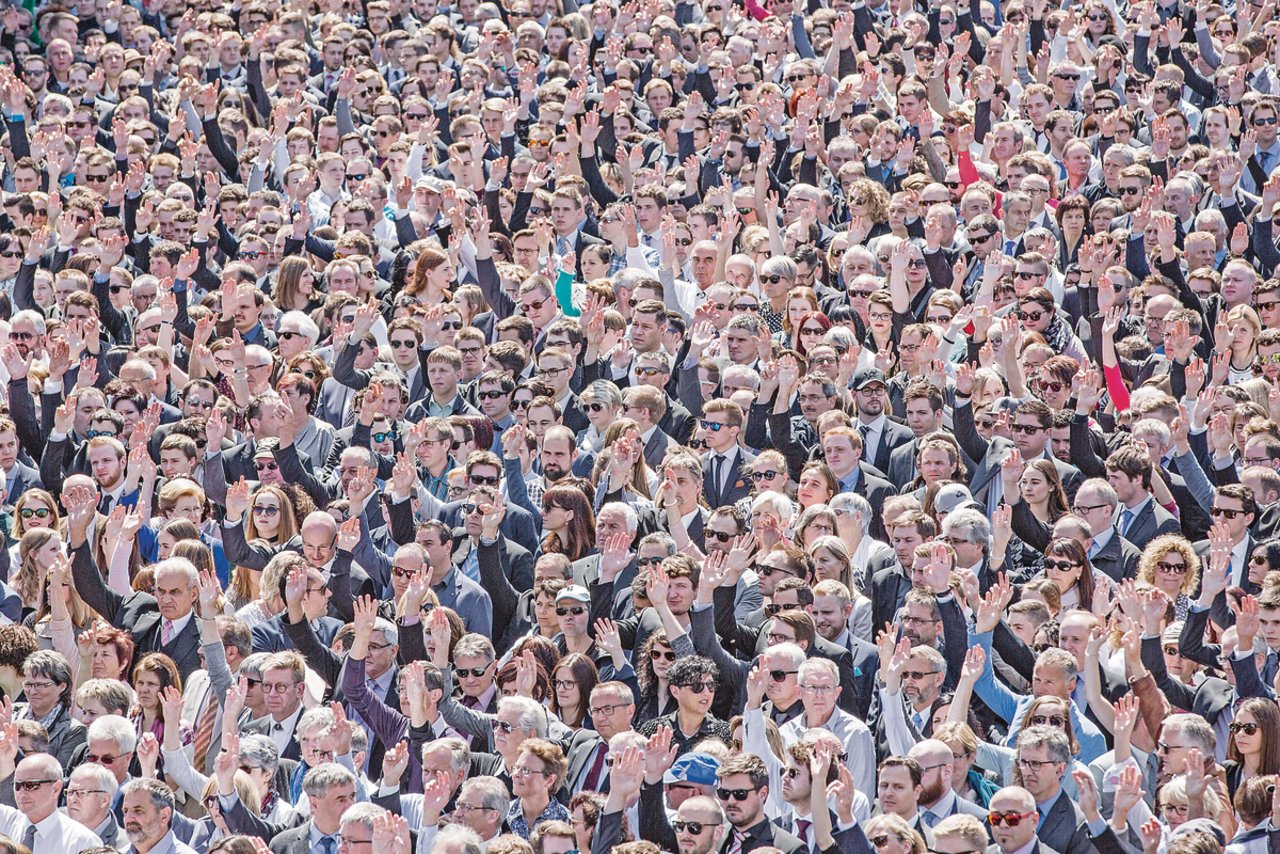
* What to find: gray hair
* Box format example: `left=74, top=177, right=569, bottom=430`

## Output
left=638, top=532, right=677, bottom=557
left=23, top=650, right=73, bottom=706
left=1077, top=478, right=1117, bottom=508
left=1164, top=713, right=1216, bottom=755
left=598, top=502, right=638, bottom=534
left=423, top=737, right=472, bottom=775
left=765, top=642, right=807, bottom=670
left=751, top=492, right=795, bottom=526
left=297, top=707, right=337, bottom=737
left=498, top=696, right=549, bottom=738
left=452, top=634, right=496, bottom=663
left=11, top=310, right=46, bottom=336
left=721, top=365, right=761, bottom=392
left=238, top=734, right=281, bottom=774
left=153, top=556, right=198, bottom=587
left=71, top=762, right=119, bottom=800
left=121, top=777, right=176, bottom=815
left=373, top=618, right=399, bottom=647
left=830, top=492, right=871, bottom=519
left=942, top=508, right=990, bottom=548
left=301, top=763, right=357, bottom=799
left=239, top=652, right=272, bottom=681
left=340, top=802, right=389, bottom=832
left=1017, top=725, right=1072, bottom=765
left=460, top=775, right=510, bottom=812
left=434, top=825, right=483, bottom=854
left=87, top=714, right=137, bottom=753
left=279, top=311, right=321, bottom=345
left=760, top=256, right=798, bottom=280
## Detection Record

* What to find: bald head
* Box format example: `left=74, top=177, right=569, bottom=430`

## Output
left=990, top=785, right=1035, bottom=813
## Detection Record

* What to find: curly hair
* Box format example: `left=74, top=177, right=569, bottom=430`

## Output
left=1137, top=534, right=1201, bottom=598
left=847, top=178, right=892, bottom=224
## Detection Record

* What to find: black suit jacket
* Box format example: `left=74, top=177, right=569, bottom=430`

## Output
left=70, top=541, right=202, bottom=679
left=1037, top=789, right=1094, bottom=854
left=717, top=816, right=807, bottom=854
left=1121, top=498, right=1181, bottom=551
left=866, top=417, right=916, bottom=476
left=702, top=447, right=756, bottom=509
left=1091, top=531, right=1141, bottom=582
left=851, top=463, right=897, bottom=540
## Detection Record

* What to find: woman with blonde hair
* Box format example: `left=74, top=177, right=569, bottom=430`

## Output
left=1228, top=304, right=1262, bottom=382
left=15, top=528, right=63, bottom=617
left=861, top=813, right=926, bottom=854
left=244, top=485, right=299, bottom=546
left=1136, top=535, right=1201, bottom=623
left=596, top=419, right=657, bottom=499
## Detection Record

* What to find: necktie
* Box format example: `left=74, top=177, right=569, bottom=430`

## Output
left=727, top=830, right=747, bottom=854
left=461, top=547, right=480, bottom=582
left=711, top=454, right=725, bottom=504
left=1118, top=508, right=1134, bottom=536
left=1261, top=150, right=1273, bottom=173
left=22, top=824, right=34, bottom=851
left=796, top=818, right=811, bottom=844
left=161, top=619, right=174, bottom=646
left=319, top=836, right=337, bottom=854
left=100, top=493, right=113, bottom=515
left=556, top=236, right=570, bottom=257
left=582, top=742, right=608, bottom=792
left=923, top=809, right=939, bottom=828
left=461, top=694, right=482, bottom=710
left=191, top=695, right=219, bottom=772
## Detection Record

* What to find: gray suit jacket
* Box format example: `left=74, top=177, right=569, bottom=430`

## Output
left=1037, top=789, right=1093, bottom=854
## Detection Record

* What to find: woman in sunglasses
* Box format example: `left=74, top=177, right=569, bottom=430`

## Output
left=1034, top=538, right=1099, bottom=616
left=861, top=813, right=925, bottom=854
left=1223, top=697, right=1280, bottom=799
left=634, top=630, right=692, bottom=727
left=1135, top=535, right=1201, bottom=624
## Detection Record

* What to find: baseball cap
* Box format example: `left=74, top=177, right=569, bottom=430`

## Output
left=663, top=752, right=720, bottom=787
left=852, top=368, right=887, bottom=390
left=935, top=484, right=979, bottom=516
left=555, top=585, right=590, bottom=604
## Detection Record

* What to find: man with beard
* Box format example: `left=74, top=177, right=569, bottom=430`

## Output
left=880, top=639, right=949, bottom=749
left=121, top=778, right=198, bottom=854
left=510, top=425, right=576, bottom=513
left=906, top=739, right=988, bottom=826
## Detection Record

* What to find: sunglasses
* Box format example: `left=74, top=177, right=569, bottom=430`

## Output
left=1043, top=560, right=1079, bottom=572
left=871, top=836, right=908, bottom=847
left=706, top=530, right=735, bottom=543
left=478, top=390, right=508, bottom=400
left=761, top=274, right=786, bottom=284
left=988, top=812, right=1036, bottom=827
left=19, top=507, right=50, bottom=519
left=678, top=681, right=717, bottom=694
left=470, top=475, right=500, bottom=486
left=672, top=821, right=709, bottom=833
left=1231, top=721, right=1261, bottom=735
left=1030, top=713, right=1065, bottom=727
left=1212, top=507, right=1244, bottom=519
left=556, top=606, right=586, bottom=616
left=1157, top=561, right=1187, bottom=574
left=1009, top=424, right=1043, bottom=435
left=700, top=420, right=726, bottom=432
left=751, top=470, right=782, bottom=482
left=716, top=787, right=758, bottom=801
left=650, top=649, right=677, bottom=662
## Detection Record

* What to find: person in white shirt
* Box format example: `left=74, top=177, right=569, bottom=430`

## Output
left=0, top=752, right=102, bottom=853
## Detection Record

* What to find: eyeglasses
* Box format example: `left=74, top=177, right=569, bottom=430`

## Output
left=1256, top=116, right=1280, bottom=126
left=716, top=786, right=759, bottom=801
left=589, top=702, right=630, bottom=716
left=799, top=683, right=838, bottom=695
left=1231, top=721, right=1261, bottom=735
left=553, top=679, right=578, bottom=690
left=900, top=670, right=941, bottom=680
left=260, top=682, right=297, bottom=694
left=1017, top=757, right=1060, bottom=770
left=988, top=811, right=1037, bottom=827
left=511, top=765, right=549, bottom=777
left=252, top=505, right=280, bottom=517
left=650, top=649, right=677, bottom=662
left=454, top=802, right=498, bottom=814
left=256, top=461, right=279, bottom=472
left=85, top=429, right=117, bottom=439
left=65, top=787, right=106, bottom=798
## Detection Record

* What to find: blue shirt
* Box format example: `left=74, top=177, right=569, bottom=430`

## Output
left=506, top=796, right=570, bottom=840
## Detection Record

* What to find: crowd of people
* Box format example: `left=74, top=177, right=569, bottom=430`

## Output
left=0, top=0, right=1277, bottom=850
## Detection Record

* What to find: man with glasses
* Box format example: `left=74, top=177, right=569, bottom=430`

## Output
left=566, top=681, right=636, bottom=795
left=241, top=652, right=308, bottom=762
left=83, top=714, right=135, bottom=799
left=781, top=658, right=874, bottom=801
left=710, top=753, right=806, bottom=853
left=853, top=368, right=914, bottom=477
left=0, top=752, right=101, bottom=850
left=536, top=346, right=589, bottom=435
left=1193, top=485, right=1260, bottom=628
left=880, top=642, right=949, bottom=749
left=1013, top=727, right=1092, bottom=854
left=65, top=762, right=122, bottom=847
left=985, top=787, right=1048, bottom=854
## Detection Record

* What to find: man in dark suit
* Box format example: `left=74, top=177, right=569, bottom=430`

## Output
left=854, top=368, right=916, bottom=475
left=1070, top=480, right=1142, bottom=581
left=1107, top=444, right=1181, bottom=551
left=66, top=484, right=203, bottom=679
left=1193, top=484, right=1261, bottom=628
left=241, top=650, right=312, bottom=763
left=701, top=399, right=755, bottom=510
left=821, top=427, right=896, bottom=540
left=909, top=739, right=991, bottom=826
left=621, top=384, right=677, bottom=470
left=715, top=754, right=806, bottom=854
left=219, top=759, right=358, bottom=854
left=986, top=786, right=1063, bottom=854
left=1015, top=729, right=1092, bottom=854
left=952, top=393, right=1082, bottom=513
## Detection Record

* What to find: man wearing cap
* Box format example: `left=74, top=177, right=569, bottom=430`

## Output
left=854, top=367, right=915, bottom=475
left=555, top=585, right=628, bottom=682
